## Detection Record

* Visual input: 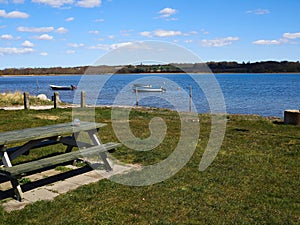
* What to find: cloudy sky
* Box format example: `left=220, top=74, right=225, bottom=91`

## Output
left=0, top=0, right=299, bottom=68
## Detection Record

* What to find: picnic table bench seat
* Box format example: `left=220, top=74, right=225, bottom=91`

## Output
left=0, top=122, right=121, bottom=202
left=0, top=142, right=121, bottom=201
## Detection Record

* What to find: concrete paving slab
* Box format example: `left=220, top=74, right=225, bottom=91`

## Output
left=25, top=173, right=45, bottom=182
left=64, top=173, right=100, bottom=186
left=45, top=180, right=80, bottom=194
left=38, top=168, right=64, bottom=177
left=91, top=163, right=137, bottom=179
left=1, top=163, right=136, bottom=212
left=83, top=170, right=105, bottom=179
left=23, top=188, right=59, bottom=202
left=0, top=181, right=11, bottom=191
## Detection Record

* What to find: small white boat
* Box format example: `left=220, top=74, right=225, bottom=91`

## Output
left=133, top=84, right=152, bottom=88
left=133, top=86, right=166, bottom=92
left=50, top=85, right=77, bottom=90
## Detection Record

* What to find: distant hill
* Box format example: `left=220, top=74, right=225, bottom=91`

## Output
left=1, top=61, right=300, bottom=75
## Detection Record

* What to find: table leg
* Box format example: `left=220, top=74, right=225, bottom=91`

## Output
left=11, top=177, right=23, bottom=202
left=1, top=145, right=24, bottom=201
left=87, top=130, right=112, bottom=171
left=1, top=145, right=12, bottom=167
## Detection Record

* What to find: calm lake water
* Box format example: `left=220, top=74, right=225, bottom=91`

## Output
left=0, top=73, right=299, bottom=118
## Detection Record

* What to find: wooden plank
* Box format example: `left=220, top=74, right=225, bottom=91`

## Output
left=60, top=136, right=92, bottom=148
left=6, top=139, right=60, bottom=154
left=0, top=122, right=106, bottom=146
left=0, top=142, right=121, bottom=177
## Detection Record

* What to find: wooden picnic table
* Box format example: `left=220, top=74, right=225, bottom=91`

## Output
left=0, top=121, right=121, bottom=201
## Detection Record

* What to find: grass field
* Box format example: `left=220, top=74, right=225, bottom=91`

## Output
left=0, top=108, right=299, bottom=224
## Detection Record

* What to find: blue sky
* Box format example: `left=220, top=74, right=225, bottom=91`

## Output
left=0, top=0, right=299, bottom=68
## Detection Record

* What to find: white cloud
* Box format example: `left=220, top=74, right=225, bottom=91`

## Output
left=68, top=43, right=84, bottom=47
left=246, top=8, right=270, bottom=15
left=252, top=39, right=281, bottom=45
left=22, top=40, right=34, bottom=47
left=40, top=52, right=48, bottom=56
left=201, top=37, right=239, bottom=47
left=282, top=32, right=300, bottom=39
left=108, top=35, right=115, bottom=39
left=110, top=42, right=133, bottom=49
left=154, top=29, right=182, bottom=37
left=158, top=7, right=177, bottom=18
left=89, top=44, right=110, bottom=51
left=32, top=0, right=74, bottom=8
left=66, top=50, right=75, bottom=54
left=1, top=34, right=13, bottom=40
left=18, top=26, right=54, bottom=32
left=89, top=30, right=100, bottom=34
left=76, top=0, right=101, bottom=8
left=0, top=47, right=34, bottom=55
left=89, top=42, right=134, bottom=51
left=140, top=31, right=152, bottom=37
left=252, top=32, right=300, bottom=45
left=0, top=10, right=29, bottom=19
left=35, top=34, right=53, bottom=40
left=65, top=17, right=74, bottom=22
left=200, top=29, right=209, bottom=35
left=56, top=27, right=68, bottom=34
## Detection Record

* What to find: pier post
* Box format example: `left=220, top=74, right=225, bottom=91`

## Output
left=53, top=92, right=59, bottom=109
left=135, top=88, right=138, bottom=106
left=23, top=92, right=30, bottom=110
left=81, top=91, right=86, bottom=108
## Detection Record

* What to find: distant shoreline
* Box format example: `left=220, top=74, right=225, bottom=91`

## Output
left=1, top=61, right=300, bottom=75
left=1, top=72, right=300, bottom=77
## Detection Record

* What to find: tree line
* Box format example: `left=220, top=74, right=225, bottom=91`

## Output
left=1, top=61, right=300, bottom=75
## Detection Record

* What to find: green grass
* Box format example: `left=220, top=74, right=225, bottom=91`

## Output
left=0, top=108, right=299, bottom=224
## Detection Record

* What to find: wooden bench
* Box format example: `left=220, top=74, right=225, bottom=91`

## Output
left=0, top=142, right=121, bottom=201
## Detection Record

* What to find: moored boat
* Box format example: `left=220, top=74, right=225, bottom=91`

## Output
left=133, top=83, right=152, bottom=88
left=50, top=85, right=77, bottom=90
left=133, top=86, right=166, bottom=92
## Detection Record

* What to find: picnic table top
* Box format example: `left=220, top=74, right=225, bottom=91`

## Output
left=0, top=122, right=106, bottom=146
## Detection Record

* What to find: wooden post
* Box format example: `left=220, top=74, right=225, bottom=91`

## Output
left=81, top=91, right=86, bottom=108
left=23, top=92, right=30, bottom=110
left=53, top=92, right=59, bottom=109
left=284, top=110, right=300, bottom=125
left=189, top=86, right=192, bottom=112
left=135, top=88, right=138, bottom=106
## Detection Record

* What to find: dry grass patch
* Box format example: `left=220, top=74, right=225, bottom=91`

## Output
left=0, top=91, right=53, bottom=107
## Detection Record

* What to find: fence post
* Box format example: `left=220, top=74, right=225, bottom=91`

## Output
left=81, top=91, right=86, bottom=108
left=53, top=92, right=59, bottom=109
left=23, top=92, right=30, bottom=110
